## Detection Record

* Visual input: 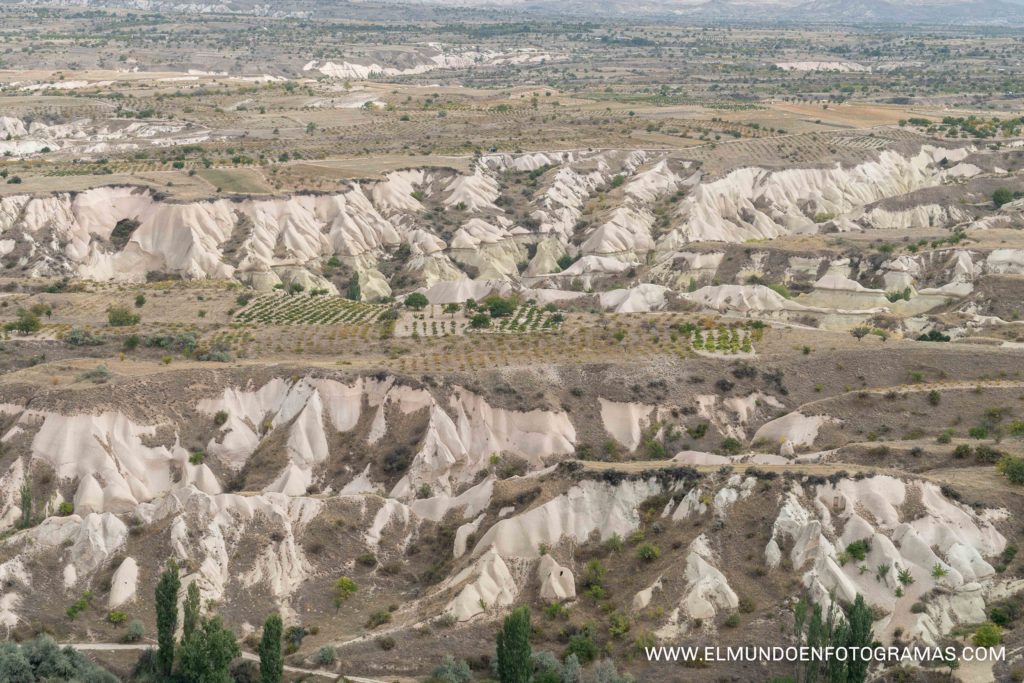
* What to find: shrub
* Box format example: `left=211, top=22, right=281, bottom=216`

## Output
left=431, top=655, right=471, bottom=683
left=608, top=611, right=631, bottom=639
left=724, top=613, right=741, bottom=628
left=213, top=410, right=229, bottom=426
left=125, top=619, right=145, bottom=642
left=317, top=645, right=336, bottom=665
left=997, top=456, right=1024, bottom=484
left=366, top=610, right=391, bottom=629
left=405, top=292, right=429, bottom=310
left=57, top=501, right=74, bottom=516
left=897, top=568, right=914, bottom=586
left=636, top=543, right=661, bottom=562
left=66, top=592, right=93, bottom=620
left=79, top=364, right=111, bottom=384
left=845, top=539, right=871, bottom=562
left=469, top=313, right=491, bottom=329
left=581, top=560, right=606, bottom=590
left=333, top=576, right=358, bottom=606
left=973, top=622, right=1002, bottom=647
left=968, top=426, right=989, bottom=439
left=483, top=295, right=516, bottom=318
left=108, top=610, right=128, bottom=625
left=566, top=633, right=598, bottom=663
left=107, top=306, right=140, bottom=327
left=993, top=187, right=1014, bottom=208
left=953, top=444, right=972, bottom=459
left=975, top=445, right=1003, bottom=464
left=64, top=328, right=104, bottom=346
left=720, top=437, right=742, bottom=454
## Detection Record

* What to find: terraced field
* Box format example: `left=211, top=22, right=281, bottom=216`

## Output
left=234, top=294, right=387, bottom=325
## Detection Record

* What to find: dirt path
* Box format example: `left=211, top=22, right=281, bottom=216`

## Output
left=64, top=643, right=387, bottom=682
left=579, top=456, right=1018, bottom=496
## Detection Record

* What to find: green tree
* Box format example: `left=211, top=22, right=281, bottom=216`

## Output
left=183, top=582, right=201, bottom=640
left=5, top=309, right=41, bottom=335
left=992, top=187, right=1013, bottom=208
left=484, top=295, right=516, bottom=318
left=345, top=273, right=361, bottom=302
left=258, top=614, right=283, bottom=683
left=405, top=292, right=429, bottom=310
left=155, top=560, right=181, bottom=677
left=973, top=622, right=1002, bottom=647
left=496, top=606, right=531, bottom=683
left=850, top=326, right=870, bottom=341
left=18, top=483, right=31, bottom=529
left=792, top=593, right=874, bottom=683
left=177, top=616, right=240, bottom=683
left=333, top=576, right=357, bottom=607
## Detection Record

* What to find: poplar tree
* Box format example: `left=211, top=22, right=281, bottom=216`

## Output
left=496, top=607, right=531, bottom=683
left=155, top=560, right=181, bottom=677
left=259, top=613, right=283, bottom=683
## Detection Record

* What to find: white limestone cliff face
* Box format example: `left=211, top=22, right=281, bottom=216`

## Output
left=765, top=477, right=1008, bottom=643
left=537, top=555, right=576, bottom=601
left=108, top=557, right=139, bottom=609
left=471, top=478, right=664, bottom=559
left=196, top=375, right=576, bottom=499
left=304, top=46, right=561, bottom=81
left=658, top=146, right=971, bottom=247
left=443, top=548, right=519, bottom=622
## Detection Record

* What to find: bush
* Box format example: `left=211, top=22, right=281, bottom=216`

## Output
left=57, top=501, right=74, bottom=516
left=636, top=543, right=661, bottom=562
left=993, top=187, right=1014, bottom=208
left=997, top=456, right=1024, bottom=484
left=64, top=328, right=105, bottom=347
left=213, top=410, right=229, bottom=426
left=724, top=613, right=741, bottom=628
left=108, top=610, right=128, bottom=625
left=483, top=295, right=516, bottom=318
left=566, top=633, right=598, bottom=663
left=973, top=622, right=1002, bottom=647
left=975, top=445, right=1003, bottom=464
left=333, top=576, right=357, bottom=606
left=845, top=539, right=871, bottom=562
left=317, top=645, right=336, bottom=665
left=107, top=306, right=140, bottom=327
left=953, top=444, right=972, bottom=459
left=79, top=364, right=111, bottom=384
left=720, top=437, right=742, bottom=454
left=430, top=655, right=471, bottom=683
left=405, top=292, right=429, bottom=310
left=968, top=426, right=989, bottom=440
left=469, top=313, right=491, bottom=329
left=366, top=609, right=392, bottom=629
left=66, top=592, right=93, bottom=620
left=125, top=620, right=145, bottom=642
left=581, top=560, right=606, bottom=591
left=1, top=636, right=118, bottom=683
